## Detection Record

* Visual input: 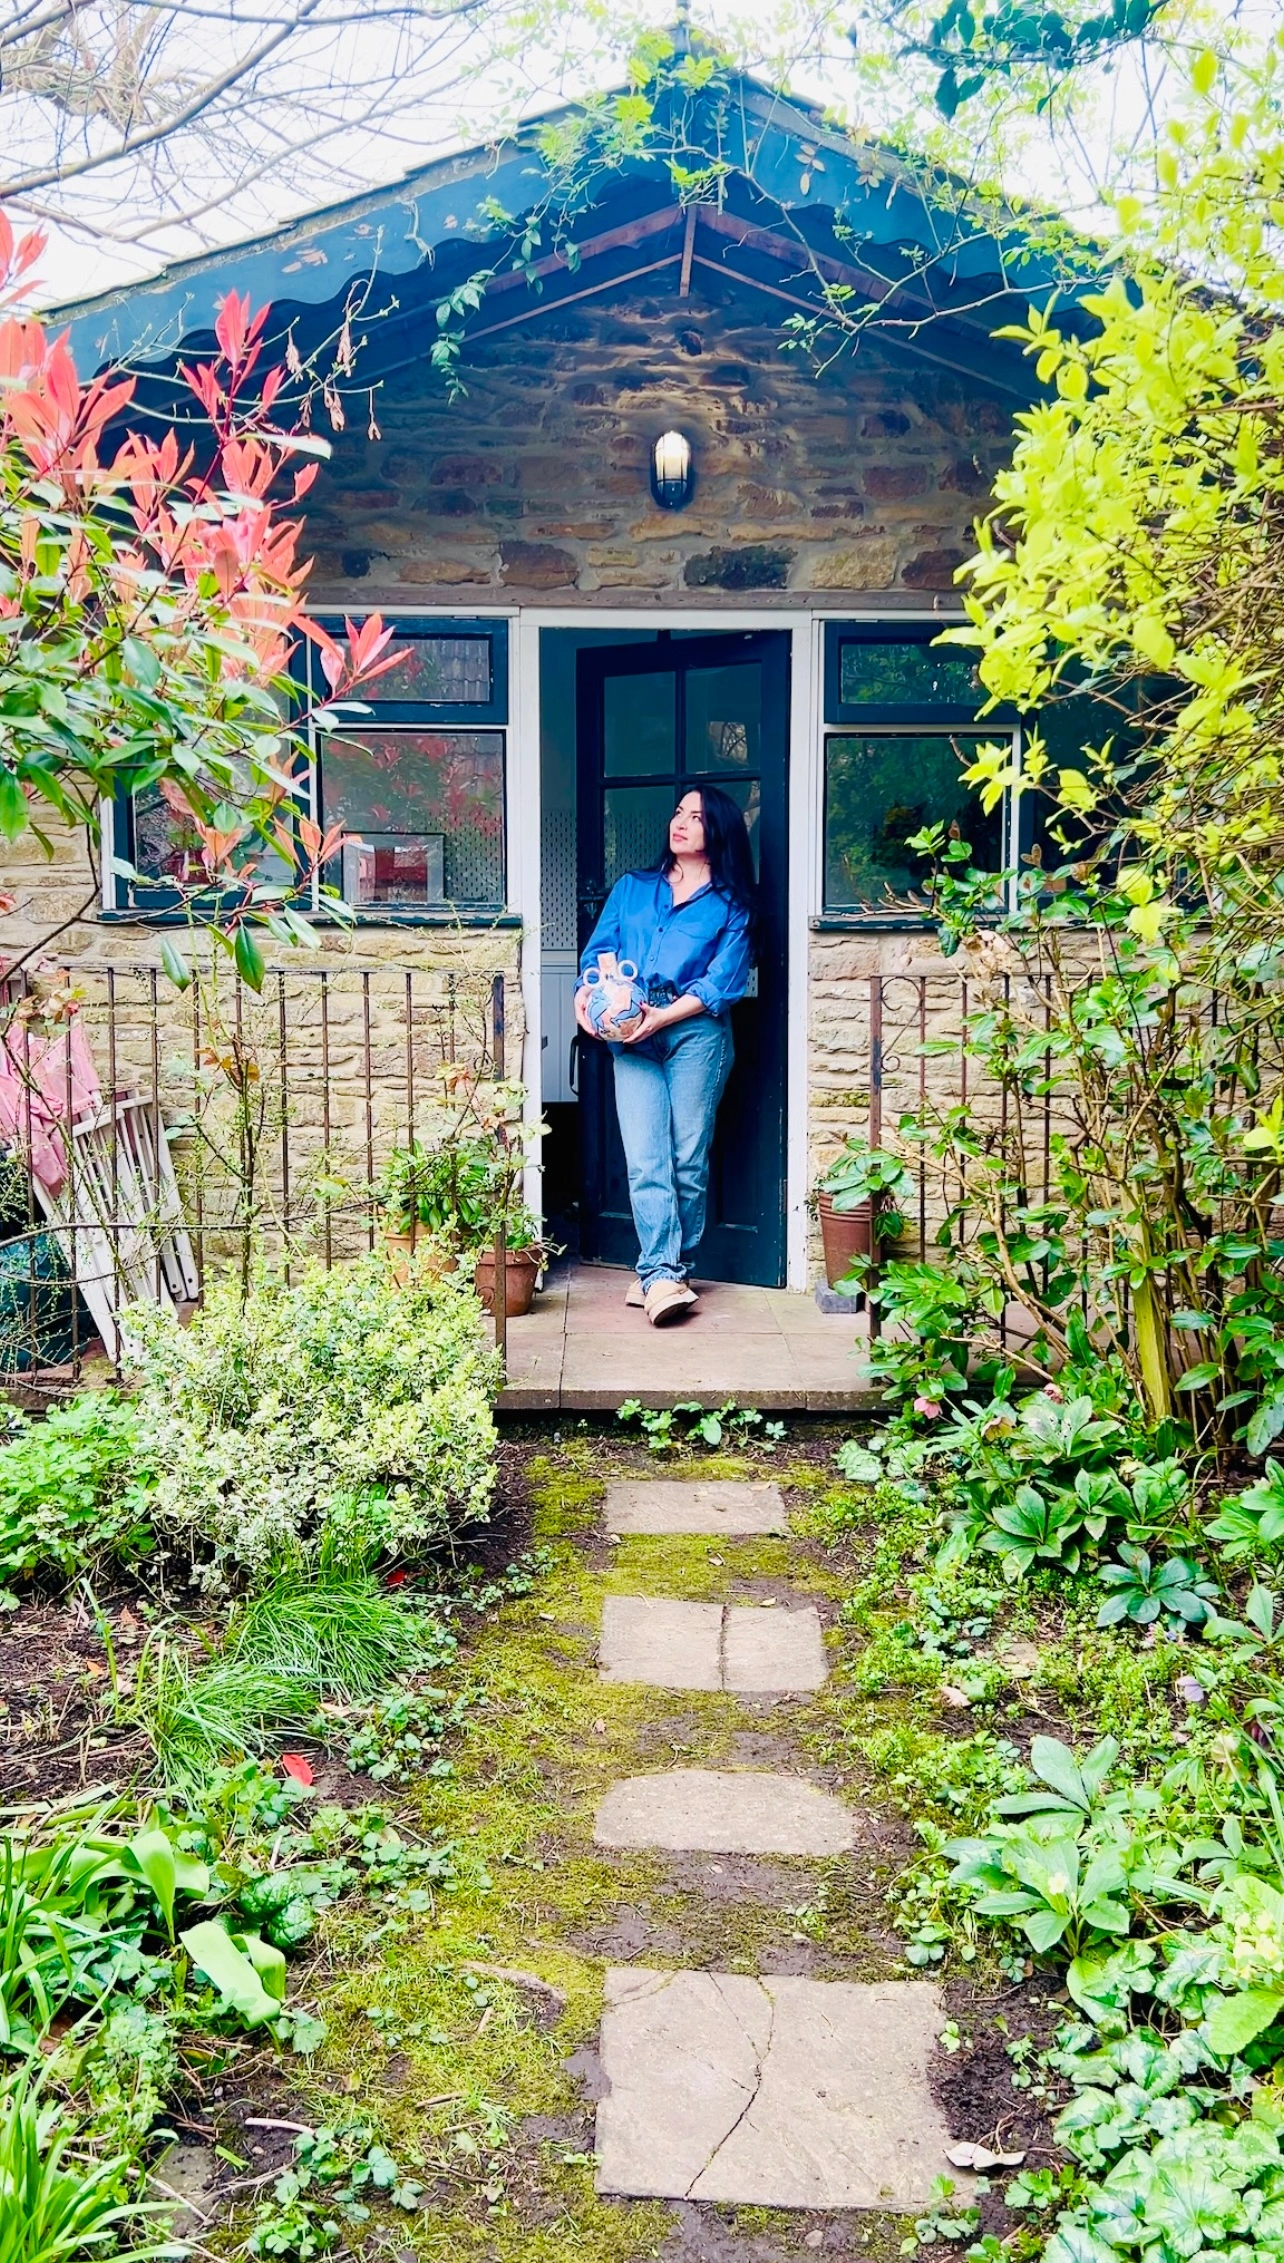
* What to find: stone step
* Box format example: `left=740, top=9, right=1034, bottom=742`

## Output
left=604, top=1479, right=789, bottom=1536
left=596, top=1969, right=952, bottom=2208
left=599, top=1596, right=827, bottom=1692
left=594, top=1769, right=855, bottom=1854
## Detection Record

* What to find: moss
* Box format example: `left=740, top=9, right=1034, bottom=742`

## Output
left=219, top=1440, right=1019, bottom=2256
left=247, top=1446, right=889, bottom=2259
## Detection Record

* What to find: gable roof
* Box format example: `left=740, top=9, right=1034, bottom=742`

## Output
left=58, top=64, right=1088, bottom=401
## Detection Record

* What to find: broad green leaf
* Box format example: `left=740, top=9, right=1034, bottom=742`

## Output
left=126, top=1828, right=178, bottom=1938
left=834, top=1442, right=882, bottom=1484
left=0, top=767, right=26, bottom=839
left=160, top=938, right=192, bottom=991
left=241, top=1930, right=287, bottom=2003
left=1045, top=2227, right=1117, bottom=2263
left=1205, top=1986, right=1284, bottom=2057
left=233, top=923, right=266, bottom=992
left=1029, top=1736, right=1089, bottom=1810
left=180, top=1920, right=280, bottom=2027
left=1024, top=1905, right=1070, bottom=1951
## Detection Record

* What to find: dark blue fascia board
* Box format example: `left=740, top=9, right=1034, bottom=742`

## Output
left=57, top=72, right=1094, bottom=376
left=60, top=139, right=555, bottom=371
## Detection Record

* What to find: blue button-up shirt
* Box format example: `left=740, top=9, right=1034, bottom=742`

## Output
left=578, top=871, right=752, bottom=1020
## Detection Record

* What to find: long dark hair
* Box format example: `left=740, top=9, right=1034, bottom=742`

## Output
left=656, top=783, right=758, bottom=950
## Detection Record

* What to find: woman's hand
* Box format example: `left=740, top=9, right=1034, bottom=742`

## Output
left=573, top=986, right=598, bottom=1038
left=619, top=1002, right=669, bottom=1043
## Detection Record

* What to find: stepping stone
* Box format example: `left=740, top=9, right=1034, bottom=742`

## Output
left=724, top=1606, right=827, bottom=1692
left=594, top=1769, right=856, bottom=1854
left=599, top=1598, right=723, bottom=1690
left=596, top=1969, right=951, bottom=2208
left=605, top=1480, right=788, bottom=1536
left=599, top=1599, right=827, bottom=1692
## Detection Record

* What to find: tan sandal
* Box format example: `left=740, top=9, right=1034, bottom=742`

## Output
left=643, top=1279, right=697, bottom=1327
left=625, top=1275, right=645, bottom=1308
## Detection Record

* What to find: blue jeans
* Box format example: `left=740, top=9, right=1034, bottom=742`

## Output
left=610, top=1015, right=734, bottom=1290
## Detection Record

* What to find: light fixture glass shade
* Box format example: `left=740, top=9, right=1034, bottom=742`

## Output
left=650, top=428, right=694, bottom=509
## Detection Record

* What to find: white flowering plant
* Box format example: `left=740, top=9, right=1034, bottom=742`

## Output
left=124, top=1256, right=500, bottom=1588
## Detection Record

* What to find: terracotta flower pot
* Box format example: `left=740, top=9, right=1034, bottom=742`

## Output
left=383, top=1229, right=458, bottom=1287
left=474, top=1246, right=540, bottom=1317
left=817, top=1193, right=877, bottom=1289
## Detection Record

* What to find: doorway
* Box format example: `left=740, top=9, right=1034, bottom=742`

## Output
left=572, top=629, right=790, bottom=1289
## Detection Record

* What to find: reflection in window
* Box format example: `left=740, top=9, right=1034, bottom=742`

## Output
left=321, top=728, right=504, bottom=907
left=823, top=731, right=1002, bottom=911
left=685, top=664, right=760, bottom=770
left=131, top=783, right=294, bottom=891
left=837, top=639, right=982, bottom=712
left=358, top=636, right=492, bottom=706
left=604, top=670, right=675, bottom=778
left=132, top=787, right=206, bottom=885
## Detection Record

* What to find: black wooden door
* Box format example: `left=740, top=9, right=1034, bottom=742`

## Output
left=576, top=630, right=790, bottom=1288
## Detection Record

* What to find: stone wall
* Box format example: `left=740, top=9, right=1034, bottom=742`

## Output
left=300, top=272, right=1015, bottom=606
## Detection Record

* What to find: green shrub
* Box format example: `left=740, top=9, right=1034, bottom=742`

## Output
left=124, top=1256, right=500, bottom=1587
left=132, top=1564, right=451, bottom=1783
left=0, top=1395, right=154, bottom=1597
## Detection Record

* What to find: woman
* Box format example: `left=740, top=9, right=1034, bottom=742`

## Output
left=575, top=783, right=756, bottom=1326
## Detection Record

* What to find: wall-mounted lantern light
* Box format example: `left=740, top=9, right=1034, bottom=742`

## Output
left=650, top=429, right=694, bottom=510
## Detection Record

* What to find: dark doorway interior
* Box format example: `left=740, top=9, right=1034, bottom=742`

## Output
left=569, top=629, right=790, bottom=1290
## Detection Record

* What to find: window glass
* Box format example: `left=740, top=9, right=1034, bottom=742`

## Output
left=131, top=787, right=205, bottom=886
left=837, top=638, right=982, bottom=712
left=130, top=781, right=294, bottom=890
left=685, top=663, right=761, bottom=771
left=603, top=784, right=674, bottom=887
left=357, top=634, right=492, bottom=707
left=320, top=727, right=504, bottom=907
left=823, top=731, right=1003, bottom=911
left=604, top=670, right=675, bottom=777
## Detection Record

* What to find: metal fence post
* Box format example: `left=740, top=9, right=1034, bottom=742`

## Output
left=867, top=973, right=883, bottom=1339
left=491, top=972, right=507, bottom=1365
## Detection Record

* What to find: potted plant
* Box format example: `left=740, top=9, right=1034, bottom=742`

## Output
left=472, top=1196, right=553, bottom=1318
left=375, top=1137, right=493, bottom=1281
left=811, top=1139, right=913, bottom=1289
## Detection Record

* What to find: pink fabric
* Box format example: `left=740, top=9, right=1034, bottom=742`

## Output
left=0, top=1016, right=102, bottom=1194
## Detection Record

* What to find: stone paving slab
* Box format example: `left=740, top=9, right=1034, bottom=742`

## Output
left=723, top=1606, right=827, bottom=1693
left=599, top=1598, right=724, bottom=1690
left=594, top=1769, right=856, bottom=1854
left=599, top=1600, right=827, bottom=1692
left=497, top=1265, right=882, bottom=1412
left=604, top=1480, right=789, bottom=1536
left=596, top=1969, right=950, bottom=2208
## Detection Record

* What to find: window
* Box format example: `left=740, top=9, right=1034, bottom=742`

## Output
left=821, top=623, right=1015, bottom=919
left=110, top=617, right=509, bottom=919
left=311, top=617, right=508, bottom=915
left=824, top=730, right=1005, bottom=911
left=318, top=725, right=505, bottom=910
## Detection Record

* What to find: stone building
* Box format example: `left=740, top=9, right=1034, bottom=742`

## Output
left=13, top=57, right=1080, bottom=1296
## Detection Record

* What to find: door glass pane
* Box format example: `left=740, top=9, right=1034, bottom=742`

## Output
left=823, top=732, right=1000, bottom=910
left=685, top=663, right=760, bottom=771
left=837, top=640, right=981, bottom=711
left=697, top=774, right=762, bottom=879
left=321, top=727, right=504, bottom=906
left=604, top=670, right=676, bottom=776
left=603, top=785, right=673, bottom=887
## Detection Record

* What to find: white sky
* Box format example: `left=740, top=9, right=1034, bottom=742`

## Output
left=23, top=0, right=1191, bottom=308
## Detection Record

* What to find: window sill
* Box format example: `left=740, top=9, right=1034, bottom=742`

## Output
left=810, top=913, right=941, bottom=932
left=101, top=906, right=523, bottom=930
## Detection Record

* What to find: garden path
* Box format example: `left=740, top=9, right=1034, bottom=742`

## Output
left=586, top=1473, right=955, bottom=2215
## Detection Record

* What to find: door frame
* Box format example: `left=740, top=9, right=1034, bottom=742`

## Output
left=518, top=607, right=818, bottom=1290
